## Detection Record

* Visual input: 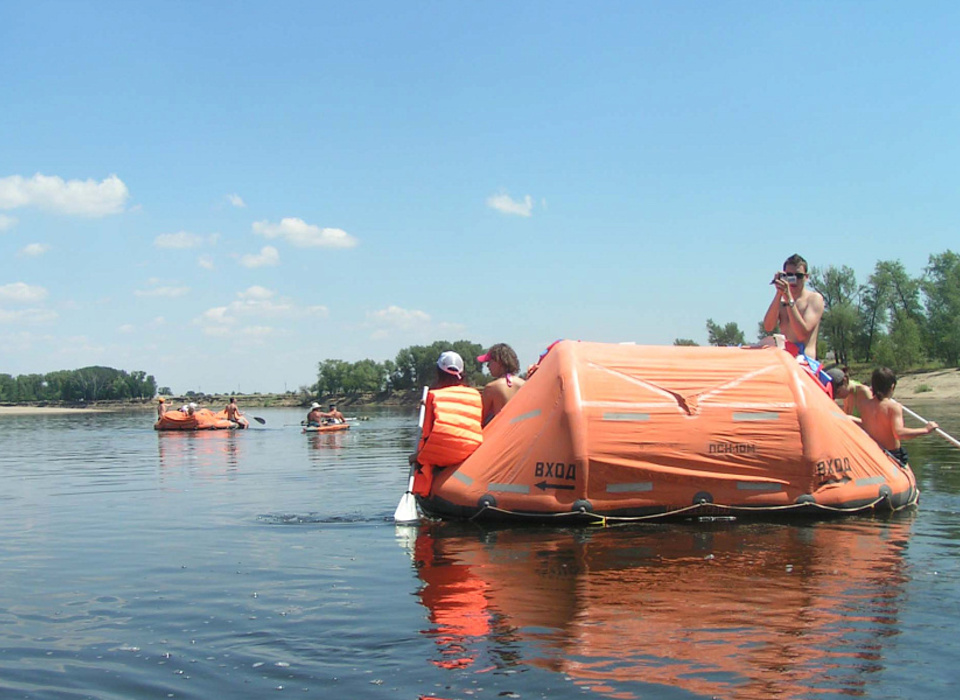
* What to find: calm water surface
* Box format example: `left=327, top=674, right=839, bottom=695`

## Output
left=1, top=403, right=959, bottom=699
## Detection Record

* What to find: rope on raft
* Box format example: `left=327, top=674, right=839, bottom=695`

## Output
left=468, top=492, right=917, bottom=526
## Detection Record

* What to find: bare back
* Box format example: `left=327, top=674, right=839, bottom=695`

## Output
left=481, top=375, right=526, bottom=425
left=858, top=396, right=901, bottom=451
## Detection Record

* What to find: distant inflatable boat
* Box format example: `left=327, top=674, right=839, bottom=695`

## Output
left=155, top=409, right=249, bottom=431
left=417, top=341, right=919, bottom=524
left=302, top=422, right=350, bottom=434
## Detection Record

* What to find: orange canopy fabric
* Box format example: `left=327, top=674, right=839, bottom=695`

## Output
left=423, top=341, right=917, bottom=520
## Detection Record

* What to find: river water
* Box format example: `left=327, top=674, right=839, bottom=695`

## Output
left=1, top=402, right=958, bottom=699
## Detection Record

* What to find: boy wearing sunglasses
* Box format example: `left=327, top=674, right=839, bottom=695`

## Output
left=762, top=253, right=824, bottom=359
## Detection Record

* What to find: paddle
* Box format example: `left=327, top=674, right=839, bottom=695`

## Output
left=901, top=404, right=960, bottom=450
left=394, top=386, right=430, bottom=524
left=251, top=416, right=266, bottom=425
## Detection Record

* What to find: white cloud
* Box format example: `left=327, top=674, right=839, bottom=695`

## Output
left=0, top=282, right=48, bottom=303
left=134, top=285, right=190, bottom=298
left=252, top=217, right=358, bottom=249
left=193, top=287, right=327, bottom=337
left=0, top=214, right=17, bottom=231
left=19, top=243, right=50, bottom=257
left=367, top=305, right=431, bottom=329
left=238, top=285, right=274, bottom=301
left=486, top=191, right=534, bottom=217
left=227, top=193, right=246, bottom=208
left=239, top=245, right=280, bottom=268
left=198, top=255, right=214, bottom=270
left=0, top=308, right=58, bottom=324
left=154, top=231, right=219, bottom=249
left=0, top=173, right=129, bottom=217
left=241, top=325, right=273, bottom=338
left=118, top=324, right=136, bottom=333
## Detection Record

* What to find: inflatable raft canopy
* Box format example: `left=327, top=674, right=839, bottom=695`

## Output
left=155, top=408, right=246, bottom=431
left=418, top=340, right=918, bottom=523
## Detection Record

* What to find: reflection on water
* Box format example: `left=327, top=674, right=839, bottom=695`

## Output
left=414, top=517, right=914, bottom=698
left=157, top=429, right=242, bottom=477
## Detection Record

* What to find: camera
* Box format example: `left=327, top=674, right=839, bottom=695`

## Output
left=771, top=272, right=798, bottom=285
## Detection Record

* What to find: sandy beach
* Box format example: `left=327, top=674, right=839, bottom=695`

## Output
left=0, top=405, right=120, bottom=415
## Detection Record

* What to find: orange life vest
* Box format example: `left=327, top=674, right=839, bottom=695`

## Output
left=413, top=386, right=482, bottom=496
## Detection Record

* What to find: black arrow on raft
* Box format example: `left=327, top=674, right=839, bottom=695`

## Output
left=535, top=481, right=575, bottom=491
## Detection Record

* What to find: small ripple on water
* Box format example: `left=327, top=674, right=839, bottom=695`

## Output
left=257, top=512, right=374, bottom=525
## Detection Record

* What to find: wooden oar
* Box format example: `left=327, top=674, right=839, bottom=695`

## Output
left=394, top=386, right=429, bottom=524
left=901, top=404, right=960, bottom=450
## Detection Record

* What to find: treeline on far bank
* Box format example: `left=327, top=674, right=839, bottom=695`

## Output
left=677, top=250, right=960, bottom=373
left=0, top=367, right=157, bottom=403
left=313, top=340, right=487, bottom=397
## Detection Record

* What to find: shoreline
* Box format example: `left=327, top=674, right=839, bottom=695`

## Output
left=1, top=368, right=956, bottom=416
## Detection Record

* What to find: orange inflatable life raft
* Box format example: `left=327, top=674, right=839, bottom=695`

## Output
left=155, top=408, right=247, bottom=431
left=417, top=340, right=919, bottom=523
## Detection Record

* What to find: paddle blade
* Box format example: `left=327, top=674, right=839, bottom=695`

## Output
left=394, top=492, right=419, bottom=524
left=253, top=416, right=266, bottom=425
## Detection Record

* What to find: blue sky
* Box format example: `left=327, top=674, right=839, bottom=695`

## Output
left=2, top=1, right=958, bottom=394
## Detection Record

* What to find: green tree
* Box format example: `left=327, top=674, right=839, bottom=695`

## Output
left=811, top=265, right=860, bottom=366
left=873, top=313, right=924, bottom=372
left=673, top=338, right=699, bottom=346
left=706, top=319, right=745, bottom=347
left=923, top=250, right=960, bottom=366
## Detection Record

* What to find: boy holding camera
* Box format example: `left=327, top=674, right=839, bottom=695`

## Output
left=762, top=253, right=825, bottom=359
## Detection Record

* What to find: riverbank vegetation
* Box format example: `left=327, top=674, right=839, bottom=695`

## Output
left=0, top=366, right=157, bottom=403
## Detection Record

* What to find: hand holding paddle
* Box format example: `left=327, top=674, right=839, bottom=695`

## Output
left=901, top=404, right=960, bottom=450
left=394, top=386, right=429, bottom=524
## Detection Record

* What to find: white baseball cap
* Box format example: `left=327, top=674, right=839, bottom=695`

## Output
left=437, top=351, right=464, bottom=378
left=310, top=402, right=321, bottom=409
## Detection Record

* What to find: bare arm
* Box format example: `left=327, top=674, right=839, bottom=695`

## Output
left=763, top=293, right=781, bottom=333
left=892, top=402, right=938, bottom=439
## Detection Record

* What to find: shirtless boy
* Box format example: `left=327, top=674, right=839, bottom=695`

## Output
left=477, top=343, right=526, bottom=426
left=763, top=253, right=825, bottom=359
left=859, top=367, right=938, bottom=466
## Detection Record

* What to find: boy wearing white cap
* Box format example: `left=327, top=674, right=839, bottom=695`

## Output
left=408, top=351, right=483, bottom=497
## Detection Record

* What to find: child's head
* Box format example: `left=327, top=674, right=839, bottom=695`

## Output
left=870, top=367, right=897, bottom=399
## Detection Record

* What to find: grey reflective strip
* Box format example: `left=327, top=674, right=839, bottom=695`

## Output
left=452, top=471, right=473, bottom=486
left=733, top=412, right=780, bottom=421
left=489, top=483, right=530, bottom=494
left=737, top=482, right=783, bottom=491
left=603, top=412, right=650, bottom=422
left=856, top=476, right=886, bottom=486
left=607, top=482, right=653, bottom=493
left=510, top=409, right=541, bottom=424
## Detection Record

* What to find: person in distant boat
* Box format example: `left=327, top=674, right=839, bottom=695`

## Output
left=825, top=367, right=872, bottom=421
left=320, top=403, right=345, bottom=425
left=306, top=402, right=324, bottom=427
left=157, top=397, right=167, bottom=419
left=859, top=367, right=938, bottom=467
left=477, top=343, right=526, bottom=426
left=762, top=253, right=824, bottom=360
left=409, top=351, right=483, bottom=497
left=224, top=396, right=249, bottom=428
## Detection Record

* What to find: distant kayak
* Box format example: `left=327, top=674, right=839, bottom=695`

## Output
left=302, top=423, right=351, bottom=434
left=155, top=409, right=249, bottom=431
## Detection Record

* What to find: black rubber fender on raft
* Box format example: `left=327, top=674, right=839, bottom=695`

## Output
left=572, top=499, right=593, bottom=514
left=693, top=491, right=714, bottom=505
left=796, top=494, right=817, bottom=505
left=478, top=494, right=497, bottom=510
